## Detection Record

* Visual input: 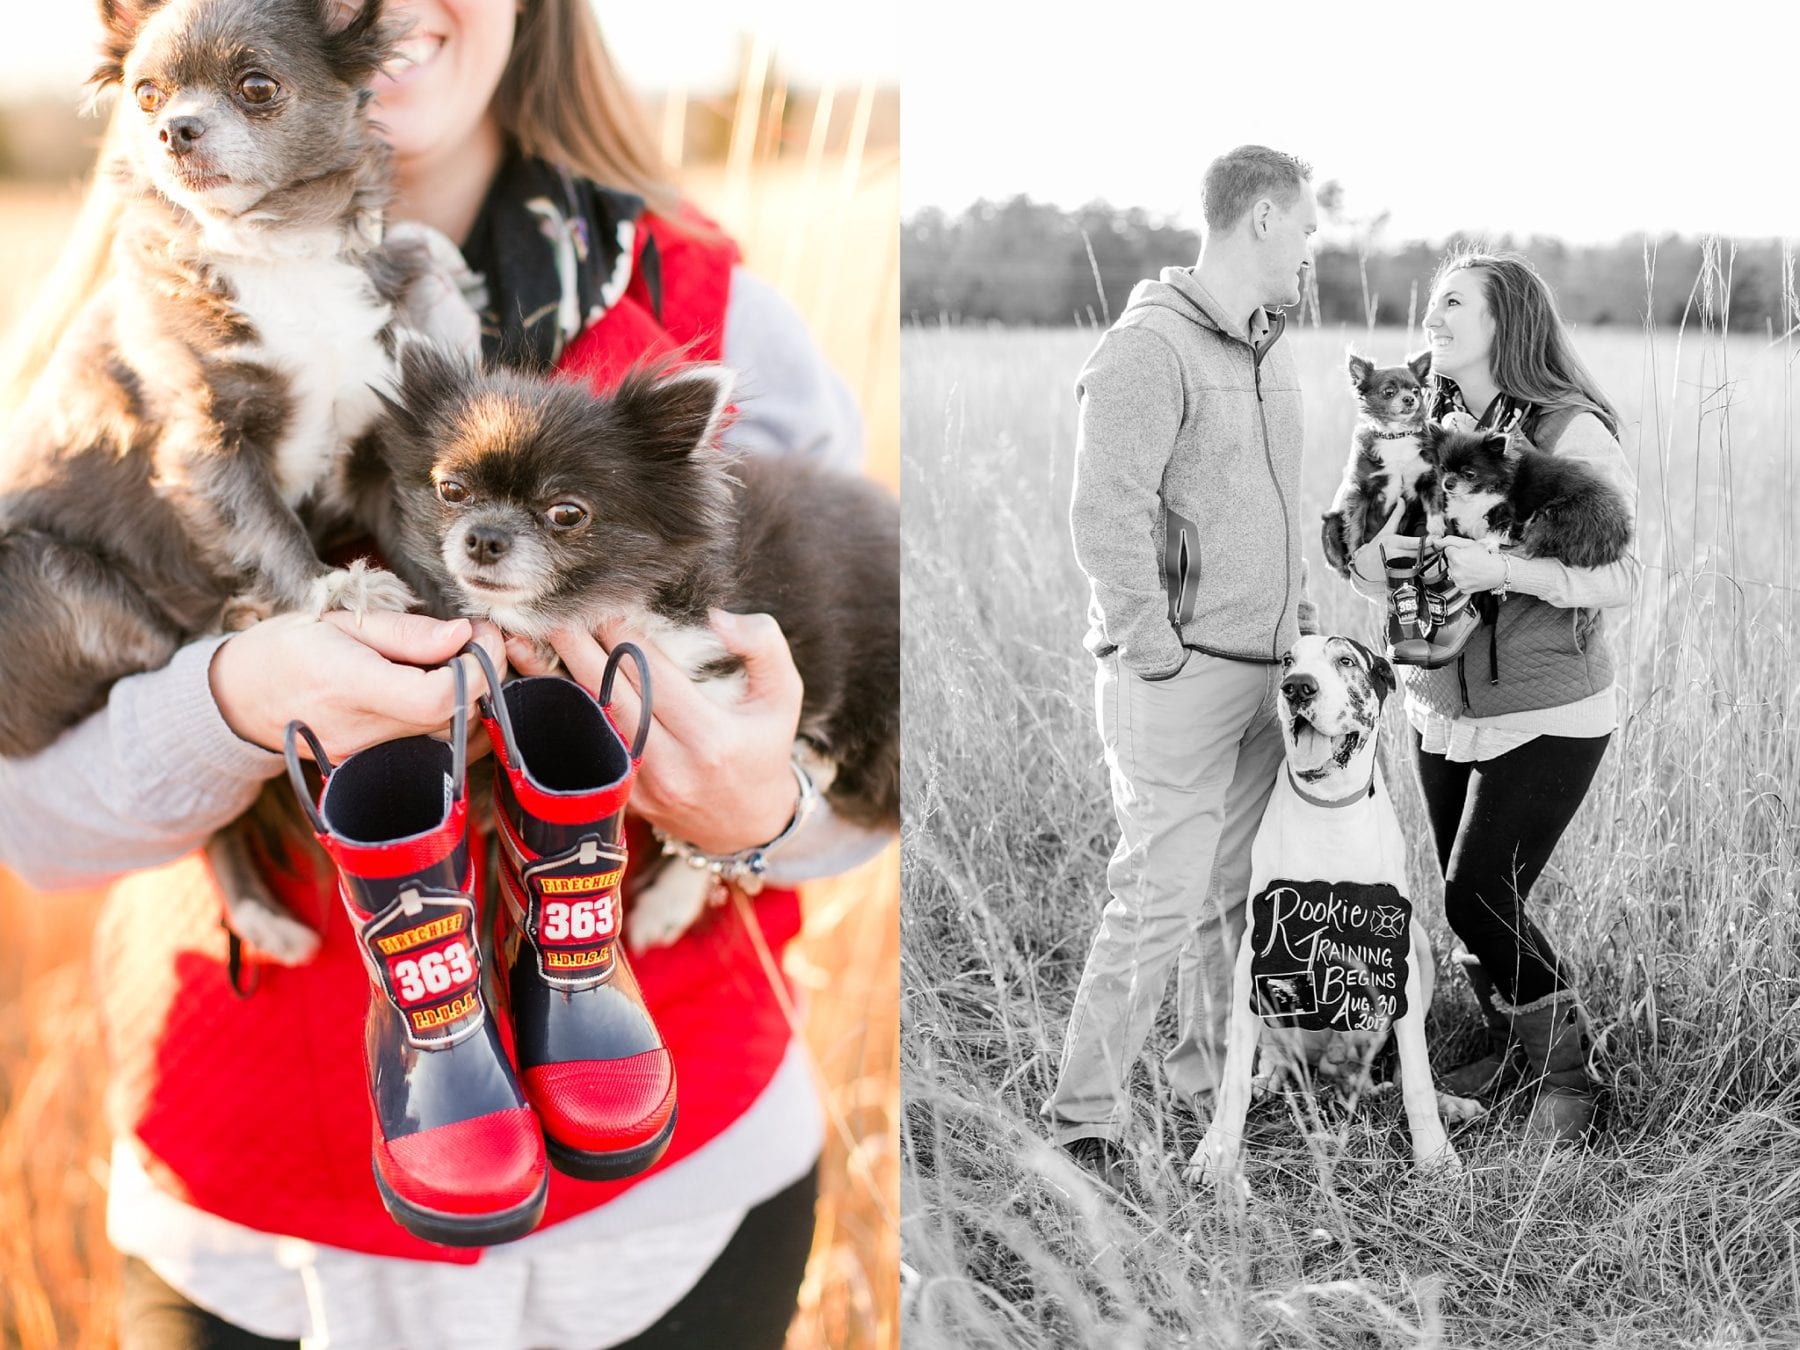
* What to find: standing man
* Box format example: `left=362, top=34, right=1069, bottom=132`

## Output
left=1043, top=145, right=1319, bottom=1184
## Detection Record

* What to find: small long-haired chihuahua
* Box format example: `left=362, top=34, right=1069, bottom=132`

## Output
left=358, top=342, right=901, bottom=946
left=0, top=0, right=418, bottom=756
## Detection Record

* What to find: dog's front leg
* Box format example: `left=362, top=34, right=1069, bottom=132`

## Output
left=1393, top=933, right=1461, bottom=1175
left=1184, top=928, right=1261, bottom=1186
left=160, top=418, right=414, bottom=621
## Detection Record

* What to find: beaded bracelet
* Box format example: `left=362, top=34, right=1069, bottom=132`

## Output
left=656, top=757, right=820, bottom=895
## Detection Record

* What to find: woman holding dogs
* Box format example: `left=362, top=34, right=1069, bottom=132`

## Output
left=0, top=0, right=878, bottom=1345
left=1348, top=249, right=1637, bottom=1144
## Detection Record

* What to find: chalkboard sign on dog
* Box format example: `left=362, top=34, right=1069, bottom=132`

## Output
left=1248, top=880, right=1412, bottom=1032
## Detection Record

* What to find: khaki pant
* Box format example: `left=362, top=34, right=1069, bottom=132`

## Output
left=1041, top=650, right=1283, bottom=1145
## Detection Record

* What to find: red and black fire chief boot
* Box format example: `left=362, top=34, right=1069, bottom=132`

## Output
left=284, top=660, right=548, bottom=1247
left=464, top=640, right=677, bottom=1181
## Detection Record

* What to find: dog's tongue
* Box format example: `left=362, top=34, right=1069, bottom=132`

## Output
left=1289, top=725, right=1337, bottom=774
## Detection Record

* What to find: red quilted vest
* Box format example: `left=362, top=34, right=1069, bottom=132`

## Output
left=93, top=212, right=806, bottom=1264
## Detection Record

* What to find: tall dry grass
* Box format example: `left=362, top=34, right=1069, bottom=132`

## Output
left=0, top=65, right=898, bottom=1350
left=902, top=247, right=1799, bottom=1348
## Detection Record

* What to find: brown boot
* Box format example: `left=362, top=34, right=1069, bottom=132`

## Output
left=1437, top=949, right=1523, bottom=1100
left=1511, top=996, right=1597, bottom=1146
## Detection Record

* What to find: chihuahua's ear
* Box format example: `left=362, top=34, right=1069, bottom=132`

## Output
left=319, top=0, right=394, bottom=79
left=91, top=0, right=157, bottom=90
left=612, top=364, right=736, bottom=460
left=1407, top=350, right=1433, bottom=385
left=1346, top=351, right=1373, bottom=389
left=381, top=336, right=476, bottom=430
left=1420, top=419, right=1447, bottom=455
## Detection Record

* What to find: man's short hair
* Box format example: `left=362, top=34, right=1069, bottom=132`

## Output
left=1201, top=145, right=1313, bottom=234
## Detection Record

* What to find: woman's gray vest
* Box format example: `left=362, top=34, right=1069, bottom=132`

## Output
left=1403, top=405, right=1619, bottom=718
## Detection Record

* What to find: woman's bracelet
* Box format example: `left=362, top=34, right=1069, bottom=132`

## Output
left=655, top=757, right=820, bottom=895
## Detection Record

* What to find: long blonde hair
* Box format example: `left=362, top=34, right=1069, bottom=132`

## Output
left=0, top=0, right=681, bottom=419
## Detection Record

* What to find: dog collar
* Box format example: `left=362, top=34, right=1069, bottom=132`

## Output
left=1287, top=770, right=1375, bottom=810
left=1367, top=428, right=1419, bottom=440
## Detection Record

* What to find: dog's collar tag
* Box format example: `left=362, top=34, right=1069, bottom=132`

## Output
left=1248, top=880, right=1411, bottom=1033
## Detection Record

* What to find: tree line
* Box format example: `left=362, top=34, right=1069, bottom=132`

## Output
left=902, top=195, right=1794, bottom=334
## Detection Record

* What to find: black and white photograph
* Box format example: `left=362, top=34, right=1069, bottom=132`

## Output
left=901, top=5, right=1798, bottom=1345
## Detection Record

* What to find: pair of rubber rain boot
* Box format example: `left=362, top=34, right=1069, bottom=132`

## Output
left=284, top=642, right=675, bottom=1247
left=1442, top=948, right=1597, bottom=1145
left=1379, top=539, right=1483, bottom=668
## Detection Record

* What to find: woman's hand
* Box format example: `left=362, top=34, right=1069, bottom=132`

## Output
left=507, top=611, right=804, bottom=855
left=1349, top=500, right=1414, bottom=584
left=1437, top=535, right=1509, bottom=592
left=210, top=610, right=508, bottom=761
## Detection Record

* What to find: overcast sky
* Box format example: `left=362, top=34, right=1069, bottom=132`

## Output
left=901, top=0, right=1796, bottom=244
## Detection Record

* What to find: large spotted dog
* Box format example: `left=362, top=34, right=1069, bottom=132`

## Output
left=1185, top=635, right=1484, bottom=1185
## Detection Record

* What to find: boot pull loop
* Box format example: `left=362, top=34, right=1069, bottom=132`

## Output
left=449, top=655, right=469, bottom=806
left=599, top=642, right=653, bottom=761
left=461, top=639, right=520, bottom=772
left=282, top=720, right=333, bottom=836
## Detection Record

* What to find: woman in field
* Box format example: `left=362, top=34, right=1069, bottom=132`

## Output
left=0, top=1, right=877, bottom=1344
left=1347, top=249, right=1637, bottom=1143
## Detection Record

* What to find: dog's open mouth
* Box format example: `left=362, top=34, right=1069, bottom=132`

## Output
left=1287, top=711, right=1364, bottom=779
left=1288, top=714, right=1337, bottom=775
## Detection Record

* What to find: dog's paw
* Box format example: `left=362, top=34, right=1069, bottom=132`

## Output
left=627, top=863, right=715, bottom=952
left=308, top=561, right=417, bottom=620
left=1412, top=1138, right=1463, bottom=1177
left=1183, top=1133, right=1242, bottom=1187
left=220, top=593, right=275, bottom=632
left=1437, top=1092, right=1487, bottom=1126
left=222, top=893, right=321, bottom=966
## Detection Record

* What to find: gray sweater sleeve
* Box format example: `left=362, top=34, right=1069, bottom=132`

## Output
left=0, top=272, right=885, bottom=894
left=0, top=634, right=282, bottom=890
left=1069, top=326, right=1189, bottom=678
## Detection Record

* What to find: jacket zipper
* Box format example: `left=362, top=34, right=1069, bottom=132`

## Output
left=1253, top=334, right=1292, bottom=661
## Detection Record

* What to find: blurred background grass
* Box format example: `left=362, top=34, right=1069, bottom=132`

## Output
left=0, top=37, right=898, bottom=1350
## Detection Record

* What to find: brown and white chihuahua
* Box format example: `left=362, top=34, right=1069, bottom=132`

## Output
left=358, top=341, right=901, bottom=948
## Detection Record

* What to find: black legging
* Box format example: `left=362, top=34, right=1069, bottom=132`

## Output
left=1412, top=729, right=1610, bottom=1008
left=117, top=1163, right=820, bottom=1350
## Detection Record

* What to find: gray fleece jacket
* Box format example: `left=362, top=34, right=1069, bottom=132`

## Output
left=1070, top=267, right=1305, bottom=676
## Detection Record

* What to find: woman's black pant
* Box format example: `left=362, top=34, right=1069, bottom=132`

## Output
left=1411, top=728, right=1610, bottom=1007
left=117, top=1163, right=821, bottom=1350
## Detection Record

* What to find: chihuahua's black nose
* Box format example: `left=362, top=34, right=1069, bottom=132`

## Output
left=161, top=117, right=206, bottom=155
left=1281, top=673, right=1318, bottom=703
left=464, top=525, right=511, bottom=563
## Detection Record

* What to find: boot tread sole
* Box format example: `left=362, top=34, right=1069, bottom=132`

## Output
left=373, top=1163, right=549, bottom=1248
left=544, top=1105, right=679, bottom=1182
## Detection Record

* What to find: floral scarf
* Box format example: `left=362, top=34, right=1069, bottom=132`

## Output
left=1427, top=376, right=1532, bottom=437
left=458, top=147, right=664, bottom=372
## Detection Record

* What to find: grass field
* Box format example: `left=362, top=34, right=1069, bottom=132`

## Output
left=900, top=270, right=1800, bottom=1347
left=0, top=129, right=899, bottom=1349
